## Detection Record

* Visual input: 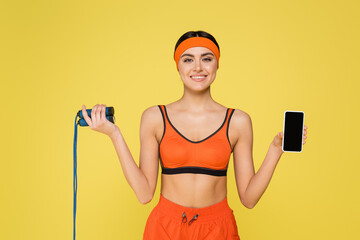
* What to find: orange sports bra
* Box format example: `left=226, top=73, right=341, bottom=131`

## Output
left=158, top=105, right=235, bottom=177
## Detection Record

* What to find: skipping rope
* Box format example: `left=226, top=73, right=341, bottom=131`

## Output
left=73, top=107, right=115, bottom=240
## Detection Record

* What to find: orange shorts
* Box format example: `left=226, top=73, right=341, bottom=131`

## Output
left=143, top=194, right=240, bottom=240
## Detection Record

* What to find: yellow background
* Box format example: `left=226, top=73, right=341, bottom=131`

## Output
left=1, top=0, right=359, bottom=239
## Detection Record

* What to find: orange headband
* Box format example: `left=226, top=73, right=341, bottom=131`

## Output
left=174, top=37, right=220, bottom=71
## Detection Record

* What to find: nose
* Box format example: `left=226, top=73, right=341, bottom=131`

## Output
left=194, top=59, right=202, bottom=71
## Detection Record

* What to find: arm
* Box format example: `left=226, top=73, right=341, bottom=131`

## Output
left=109, top=106, right=160, bottom=205
left=242, top=143, right=283, bottom=209
left=232, top=110, right=283, bottom=209
left=81, top=104, right=160, bottom=205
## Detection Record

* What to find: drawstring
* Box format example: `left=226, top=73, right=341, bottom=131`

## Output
left=182, top=212, right=199, bottom=226
left=182, top=212, right=187, bottom=223
left=188, top=214, right=199, bottom=226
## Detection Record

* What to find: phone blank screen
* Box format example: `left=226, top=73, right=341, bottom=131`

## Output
left=283, top=112, right=304, bottom=152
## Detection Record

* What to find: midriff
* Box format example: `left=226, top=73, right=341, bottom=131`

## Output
left=160, top=173, right=227, bottom=208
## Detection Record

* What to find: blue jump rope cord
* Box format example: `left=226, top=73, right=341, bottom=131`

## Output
left=73, top=115, right=78, bottom=240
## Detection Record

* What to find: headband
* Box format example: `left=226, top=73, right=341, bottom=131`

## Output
left=174, top=37, right=220, bottom=71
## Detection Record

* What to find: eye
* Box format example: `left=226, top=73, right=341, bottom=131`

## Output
left=203, top=57, right=212, bottom=62
left=183, top=58, right=193, bottom=63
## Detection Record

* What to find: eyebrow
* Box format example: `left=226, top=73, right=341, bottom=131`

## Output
left=180, top=52, right=214, bottom=58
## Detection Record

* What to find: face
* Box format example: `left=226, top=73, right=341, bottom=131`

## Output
left=177, top=46, right=218, bottom=90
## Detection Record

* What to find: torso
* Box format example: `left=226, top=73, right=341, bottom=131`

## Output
left=154, top=102, right=238, bottom=208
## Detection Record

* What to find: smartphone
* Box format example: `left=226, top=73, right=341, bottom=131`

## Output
left=282, top=111, right=305, bottom=152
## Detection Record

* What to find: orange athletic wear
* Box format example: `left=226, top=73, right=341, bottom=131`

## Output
left=157, top=105, right=235, bottom=177
left=173, top=37, right=220, bottom=71
left=143, top=194, right=241, bottom=240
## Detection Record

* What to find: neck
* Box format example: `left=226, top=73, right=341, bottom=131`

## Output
left=177, top=85, right=217, bottom=111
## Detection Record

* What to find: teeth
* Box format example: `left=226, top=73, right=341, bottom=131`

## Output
left=191, top=76, right=206, bottom=79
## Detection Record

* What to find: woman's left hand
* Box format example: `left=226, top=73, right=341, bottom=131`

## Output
left=271, top=125, right=308, bottom=152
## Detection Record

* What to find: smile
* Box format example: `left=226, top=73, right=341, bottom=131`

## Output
left=190, top=75, right=207, bottom=81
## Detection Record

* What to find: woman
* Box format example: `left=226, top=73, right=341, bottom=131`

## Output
left=81, top=30, right=308, bottom=240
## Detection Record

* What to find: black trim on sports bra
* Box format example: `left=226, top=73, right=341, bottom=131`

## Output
left=157, top=105, right=166, bottom=145
left=162, top=166, right=227, bottom=176
left=227, top=109, right=235, bottom=153
left=157, top=105, right=167, bottom=163
left=163, top=105, right=229, bottom=144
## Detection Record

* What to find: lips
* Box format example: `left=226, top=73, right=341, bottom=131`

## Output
left=190, top=75, right=207, bottom=81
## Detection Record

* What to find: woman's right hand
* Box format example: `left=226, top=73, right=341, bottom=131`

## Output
left=81, top=104, right=119, bottom=138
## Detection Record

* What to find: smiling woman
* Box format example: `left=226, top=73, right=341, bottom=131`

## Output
left=81, top=30, right=307, bottom=240
left=173, top=32, right=221, bottom=94
left=179, top=48, right=217, bottom=82
left=141, top=31, right=242, bottom=240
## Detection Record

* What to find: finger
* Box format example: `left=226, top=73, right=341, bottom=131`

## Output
left=82, top=105, right=88, bottom=117
left=95, top=104, right=101, bottom=124
left=82, top=105, right=92, bottom=128
left=96, top=104, right=102, bottom=123
left=91, top=104, right=98, bottom=126
left=99, top=104, right=104, bottom=121
left=101, top=104, right=106, bottom=121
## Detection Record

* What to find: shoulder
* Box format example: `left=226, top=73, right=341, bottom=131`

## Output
left=140, top=105, right=164, bottom=138
left=229, top=108, right=253, bottom=137
left=142, top=105, right=162, bottom=116
left=141, top=105, right=163, bottom=125
left=230, top=108, right=251, bottom=123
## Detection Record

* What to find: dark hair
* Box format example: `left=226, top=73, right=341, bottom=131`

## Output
left=174, top=30, right=220, bottom=55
